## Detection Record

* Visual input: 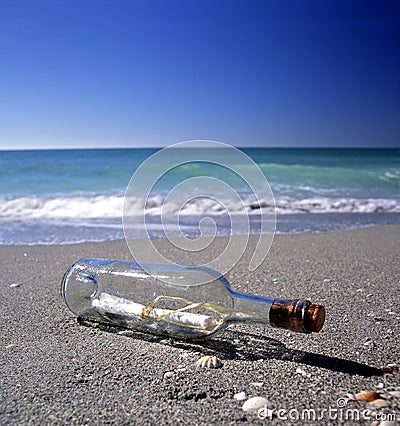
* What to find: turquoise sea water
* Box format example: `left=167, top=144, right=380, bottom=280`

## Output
left=0, top=148, right=399, bottom=244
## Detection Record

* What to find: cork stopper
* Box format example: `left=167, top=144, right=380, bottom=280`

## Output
left=304, top=303, right=325, bottom=333
left=269, top=299, right=326, bottom=333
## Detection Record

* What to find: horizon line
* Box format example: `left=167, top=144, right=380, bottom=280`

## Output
left=0, top=145, right=398, bottom=151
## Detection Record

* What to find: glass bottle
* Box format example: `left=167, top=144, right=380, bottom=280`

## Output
left=61, top=258, right=325, bottom=340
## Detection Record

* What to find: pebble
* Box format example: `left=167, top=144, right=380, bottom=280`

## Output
left=355, top=391, right=380, bottom=402
left=163, top=371, right=174, bottom=379
left=116, top=330, right=134, bottom=336
left=235, top=415, right=247, bottom=422
left=10, top=283, right=21, bottom=288
left=369, top=399, right=390, bottom=409
left=250, top=382, right=263, bottom=387
left=242, top=397, right=272, bottom=413
left=389, top=391, right=400, bottom=399
left=296, top=367, right=311, bottom=378
left=234, top=392, right=247, bottom=401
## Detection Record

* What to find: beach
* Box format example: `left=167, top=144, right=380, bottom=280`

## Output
left=1, top=224, right=399, bottom=425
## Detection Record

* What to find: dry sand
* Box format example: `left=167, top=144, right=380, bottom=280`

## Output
left=1, top=225, right=399, bottom=425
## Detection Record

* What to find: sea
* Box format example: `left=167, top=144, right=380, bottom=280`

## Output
left=0, top=147, right=399, bottom=245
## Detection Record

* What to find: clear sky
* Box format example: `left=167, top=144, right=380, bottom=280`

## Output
left=0, top=0, right=399, bottom=149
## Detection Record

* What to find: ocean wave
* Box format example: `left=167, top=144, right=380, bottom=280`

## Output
left=274, top=197, right=400, bottom=214
left=0, top=194, right=399, bottom=221
left=0, top=195, right=125, bottom=219
left=379, top=171, right=400, bottom=184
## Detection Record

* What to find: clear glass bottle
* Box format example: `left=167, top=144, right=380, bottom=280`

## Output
left=61, top=258, right=325, bottom=340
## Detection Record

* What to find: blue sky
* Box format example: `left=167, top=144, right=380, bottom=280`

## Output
left=0, top=0, right=399, bottom=149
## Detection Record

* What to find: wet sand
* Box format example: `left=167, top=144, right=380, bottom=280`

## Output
left=1, top=225, right=399, bottom=425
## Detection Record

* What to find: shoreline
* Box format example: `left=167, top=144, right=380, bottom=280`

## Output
left=1, top=211, right=400, bottom=246
left=1, top=224, right=399, bottom=424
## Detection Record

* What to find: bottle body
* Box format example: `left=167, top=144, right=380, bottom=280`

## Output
left=61, top=258, right=325, bottom=340
left=62, top=258, right=236, bottom=339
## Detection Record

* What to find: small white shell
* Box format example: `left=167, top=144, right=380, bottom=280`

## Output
left=163, top=371, right=174, bottom=379
left=196, top=355, right=223, bottom=369
left=389, top=391, right=400, bottom=399
left=242, top=396, right=271, bottom=412
left=234, top=391, right=247, bottom=401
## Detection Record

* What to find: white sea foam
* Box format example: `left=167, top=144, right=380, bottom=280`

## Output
left=0, top=195, right=125, bottom=219
left=0, top=194, right=399, bottom=222
left=274, top=196, right=400, bottom=214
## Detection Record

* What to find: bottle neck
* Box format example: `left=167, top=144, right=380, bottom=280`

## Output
left=227, top=290, right=325, bottom=334
left=228, top=289, right=274, bottom=325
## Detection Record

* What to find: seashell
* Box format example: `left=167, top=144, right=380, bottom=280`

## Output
left=242, top=396, right=272, bottom=412
left=368, top=398, right=390, bottom=409
left=196, top=355, right=223, bottom=369
left=5, top=344, right=18, bottom=349
left=381, top=364, right=398, bottom=374
left=355, top=391, right=380, bottom=402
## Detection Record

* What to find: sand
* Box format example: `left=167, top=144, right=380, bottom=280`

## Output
left=1, top=225, right=399, bottom=425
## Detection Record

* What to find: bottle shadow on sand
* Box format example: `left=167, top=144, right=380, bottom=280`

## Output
left=77, top=318, right=383, bottom=377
